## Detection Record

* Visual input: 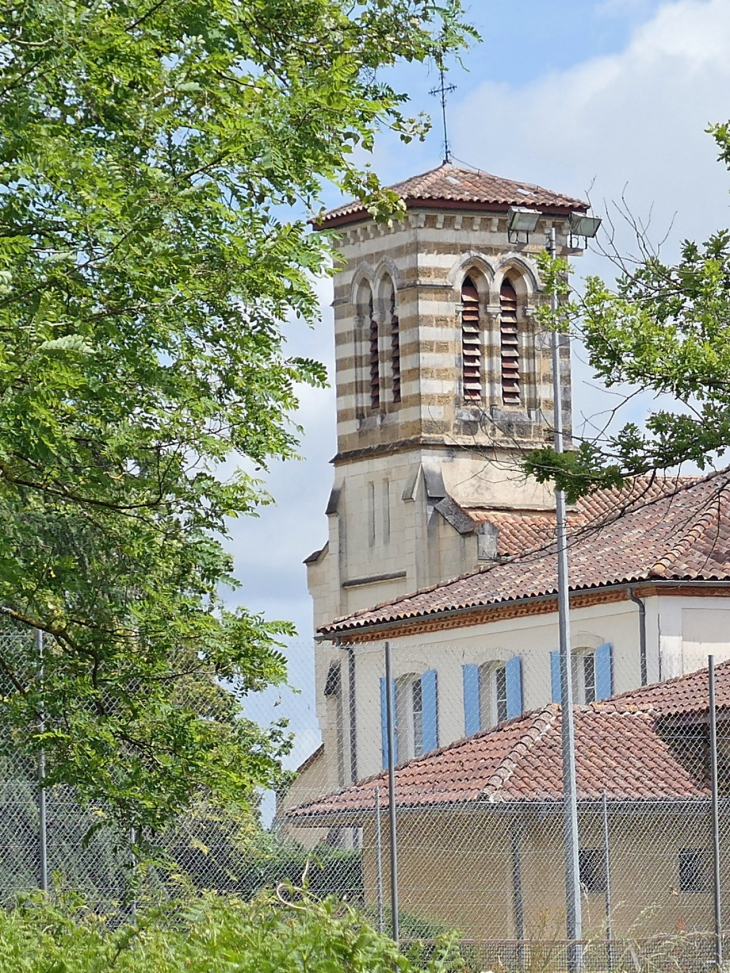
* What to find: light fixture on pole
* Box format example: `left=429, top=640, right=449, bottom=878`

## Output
left=507, top=206, right=541, bottom=244
left=568, top=212, right=602, bottom=249
left=546, top=211, right=600, bottom=972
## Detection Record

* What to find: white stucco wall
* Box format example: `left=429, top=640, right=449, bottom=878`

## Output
left=335, top=592, right=730, bottom=782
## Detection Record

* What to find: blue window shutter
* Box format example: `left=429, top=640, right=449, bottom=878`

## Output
left=462, top=664, right=481, bottom=736
left=595, top=643, right=613, bottom=700
left=422, top=669, right=439, bottom=753
left=550, top=650, right=562, bottom=703
left=380, top=677, right=398, bottom=768
left=505, top=656, right=523, bottom=719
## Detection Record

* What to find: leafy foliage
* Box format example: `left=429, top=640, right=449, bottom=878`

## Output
left=0, top=891, right=466, bottom=972
left=525, top=124, right=730, bottom=501
left=0, top=0, right=474, bottom=832
left=161, top=801, right=363, bottom=900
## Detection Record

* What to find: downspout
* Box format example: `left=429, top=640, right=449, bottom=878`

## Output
left=627, top=588, right=647, bottom=686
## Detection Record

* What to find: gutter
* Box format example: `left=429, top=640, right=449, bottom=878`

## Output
left=316, top=579, right=730, bottom=643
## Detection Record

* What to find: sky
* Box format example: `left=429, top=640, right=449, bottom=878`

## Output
left=230, top=0, right=730, bottom=796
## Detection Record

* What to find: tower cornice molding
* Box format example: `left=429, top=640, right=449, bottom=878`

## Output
left=331, top=437, right=542, bottom=466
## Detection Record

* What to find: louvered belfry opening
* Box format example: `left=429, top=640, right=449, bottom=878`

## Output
left=389, top=286, right=401, bottom=404
left=461, top=277, right=481, bottom=401
left=369, top=292, right=380, bottom=409
left=500, top=278, right=520, bottom=405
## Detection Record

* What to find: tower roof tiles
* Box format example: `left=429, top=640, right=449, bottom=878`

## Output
left=316, top=163, right=589, bottom=228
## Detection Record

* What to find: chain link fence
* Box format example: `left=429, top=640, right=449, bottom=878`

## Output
left=3, top=624, right=730, bottom=971
left=276, top=639, right=730, bottom=970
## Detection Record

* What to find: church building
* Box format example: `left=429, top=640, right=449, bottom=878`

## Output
left=281, top=163, right=730, bottom=838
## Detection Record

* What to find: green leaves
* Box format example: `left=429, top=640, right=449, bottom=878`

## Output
left=525, top=125, right=730, bottom=498
left=0, top=0, right=473, bottom=833
left=0, top=891, right=466, bottom=973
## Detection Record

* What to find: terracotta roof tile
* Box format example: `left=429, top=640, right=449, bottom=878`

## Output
left=603, top=657, right=730, bottom=717
left=321, top=471, right=730, bottom=636
left=287, top=697, right=710, bottom=821
left=316, top=164, right=588, bottom=228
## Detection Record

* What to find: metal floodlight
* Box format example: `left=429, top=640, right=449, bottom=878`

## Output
left=507, top=205, right=541, bottom=234
left=569, top=212, right=602, bottom=239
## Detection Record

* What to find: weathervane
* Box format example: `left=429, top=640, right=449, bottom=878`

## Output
left=429, top=60, right=456, bottom=165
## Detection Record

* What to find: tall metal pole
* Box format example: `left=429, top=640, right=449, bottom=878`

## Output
left=375, top=786, right=384, bottom=934
left=548, top=227, right=582, bottom=969
left=384, top=641, right=399, bottom=944
left=709, top=655, right=723, bottom=970
left=35, top=628, right=48, bottom=893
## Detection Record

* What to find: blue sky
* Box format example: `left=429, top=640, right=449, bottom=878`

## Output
left=230, top=0, right=730, bottom=793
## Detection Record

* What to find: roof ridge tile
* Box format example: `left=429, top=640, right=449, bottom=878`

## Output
left=483, top=705, right=559, bottom=801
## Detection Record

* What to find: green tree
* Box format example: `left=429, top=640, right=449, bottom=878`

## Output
left=0, top=0, right=474, bottom=834
left=524, top=123, right=730, bottom=502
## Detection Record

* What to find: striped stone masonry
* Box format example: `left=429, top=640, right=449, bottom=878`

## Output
left=330, top=208, right=576, bottom=461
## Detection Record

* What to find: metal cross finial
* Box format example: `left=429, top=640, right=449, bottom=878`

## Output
left=429, top=61, right=456, bottom=165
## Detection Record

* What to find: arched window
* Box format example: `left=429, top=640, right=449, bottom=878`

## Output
left=461, top=276, right=481, bottom=401
left=389, top=285, right=401, bottom=404
left=550, top=644, right=614, bottom=704
left=368, top=290, right=380, bottom=409
left=381, top=670, right=438, bottom=766
left=381, top=277, right=400, bottom=405
left=462, top=657, right=523, bottom=734
left=500, top=278, right=520, bottom=405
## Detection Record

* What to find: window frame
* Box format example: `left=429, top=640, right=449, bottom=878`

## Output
left=579, top=848, right=606, bottom=894
left=679, top=849, right=711, bottom=893
left=479, top=661, right=508, bottom=729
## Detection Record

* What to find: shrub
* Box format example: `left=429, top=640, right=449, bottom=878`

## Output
left=0, top=890, right=465, bottom=973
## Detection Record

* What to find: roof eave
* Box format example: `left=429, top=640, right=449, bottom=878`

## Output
left=317, top=578, right=730, bottom=642
left=313, top=197, right=588, bottom=231
left=286, top=793, right=711, bottom=824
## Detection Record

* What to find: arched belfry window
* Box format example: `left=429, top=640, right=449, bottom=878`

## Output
left=389, top=285, right=401, bottom=404
left=461, top=276, right=481, bottom=401
left=381, top=277, right=400, bottom=405
left=368, top=289, right=380, bottom=409
left=500, top=278, right=520, bottom=405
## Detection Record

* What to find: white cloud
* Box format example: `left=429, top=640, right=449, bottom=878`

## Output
left=452, top=0, right=730, bottom=438
left=454, top=0, right=730, bottom=249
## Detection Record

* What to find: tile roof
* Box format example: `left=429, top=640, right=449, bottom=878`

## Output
left=320, top=471, right=730, bottom=636
left=464, top=475, right=691, bottom=557
left=316, top=164, right=589, bottom=228
left=605, top=658, right=730, bottom=717
left=286, top=701, right=710, bottom=821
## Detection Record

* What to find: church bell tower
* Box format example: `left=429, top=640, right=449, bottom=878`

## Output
left=302, top=161, right=592, bottom=794
left=307, top=164, right=591, bottom=624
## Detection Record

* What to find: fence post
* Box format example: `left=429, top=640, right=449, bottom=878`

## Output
left=510, top=821, right=525, bottom=968
left=375, top=786, right=384, bottom=934
left=602, top=791, right=613, bottom=971
left=384, top=641, right=399, bottom=944
left=709, top=655, right=723, bottom=970
left=36, top=628, right=48, bottom=893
